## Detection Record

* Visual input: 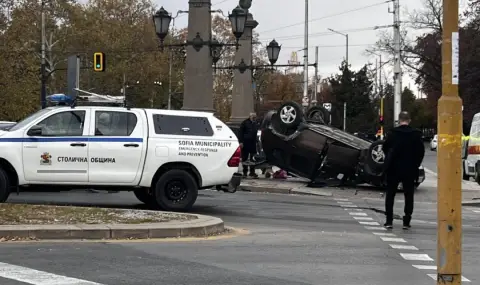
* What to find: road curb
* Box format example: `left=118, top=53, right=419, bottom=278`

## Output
left=240, top=184, right=333, bottom=197
left=0, top=214, right=224, bottom=240
left=462, top=200, right=480, bottom=207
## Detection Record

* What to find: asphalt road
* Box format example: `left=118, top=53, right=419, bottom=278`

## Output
left=0, top=188, right=479, bottom=285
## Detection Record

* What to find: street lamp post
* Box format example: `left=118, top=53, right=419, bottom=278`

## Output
left=328, top=28, right=348, bottom=66
left=216, top=39, right=316, bottom=73
left=229, top=11, right=258, bottom=125
left=152, top=4, right=247, bottom=112
left=40, top=0, right=47, bottom=109
left=215, top=39, right=285, bottom=73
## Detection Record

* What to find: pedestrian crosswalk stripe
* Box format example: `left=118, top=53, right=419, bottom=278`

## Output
left=341, top=204, right=358, bottom=208
left=389, top=244, right=418, bottom=250
left=413, top=265, right=436, bottom=269
left=0, top=262, right=104, bottom=285
left=372, top=232, right=396, bottom=236
left=365, top=226, right=386, bottom=230
left=380, top=237, right=406, bottom=243
left=349, top=212, right=367, bottom=216
left=337, top=201, right=354, bottom=204
left=427, top=274, right=470, bottom=282
left=400, top=253, right=433, bottom=261
left=353, top=217, right=373, bottom=221
left=334, top=198, right=349, bottom=201
left=359, top=221, right=380, bottom=225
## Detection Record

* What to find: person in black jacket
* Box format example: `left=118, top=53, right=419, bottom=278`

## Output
left=238, top=112, right=259, bottom=178
left=382, top=111, right=425, bottom=229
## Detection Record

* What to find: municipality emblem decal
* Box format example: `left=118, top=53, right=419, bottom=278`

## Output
left=40, top=152, right=52, bottom=165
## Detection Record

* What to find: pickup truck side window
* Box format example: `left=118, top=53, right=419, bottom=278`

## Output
left=35, top=111, right=85, bottom=136
left=94, top=111, right=137, bottom=136
left=152, top=114, right=213, bottom=136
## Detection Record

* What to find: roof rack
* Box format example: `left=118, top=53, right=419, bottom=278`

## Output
left=46, top=89, right=128, bottom=109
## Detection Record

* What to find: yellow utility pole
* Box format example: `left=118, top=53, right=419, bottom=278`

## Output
left=437, top=0, right=462, bottom=284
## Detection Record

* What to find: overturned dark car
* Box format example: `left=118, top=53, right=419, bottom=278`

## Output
left=258, top=102, right=425, bottom=188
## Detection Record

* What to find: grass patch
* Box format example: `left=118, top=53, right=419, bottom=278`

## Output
left=0, top=204, right=197, bottom=225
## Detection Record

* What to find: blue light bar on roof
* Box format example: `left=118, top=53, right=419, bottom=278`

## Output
left=46, top=94, right=73, bottom=105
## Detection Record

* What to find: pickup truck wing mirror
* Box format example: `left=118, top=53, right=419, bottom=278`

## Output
left=27, top=125, right=43, bottom=136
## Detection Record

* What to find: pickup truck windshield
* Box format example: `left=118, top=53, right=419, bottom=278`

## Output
left=7, top=108, right=52, bottom=132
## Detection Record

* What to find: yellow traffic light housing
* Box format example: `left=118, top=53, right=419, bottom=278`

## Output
left=93, top=52, right=105, bottom=72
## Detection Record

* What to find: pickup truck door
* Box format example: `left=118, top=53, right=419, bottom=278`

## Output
left=87, top=109, right=146, bottom=184
left=22, top=109, right=90, bottom=182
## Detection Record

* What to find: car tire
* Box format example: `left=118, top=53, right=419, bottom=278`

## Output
left=475, top=167, right=480, bottom=185
left=367, top=140, right=385, bottom=173
left=0, top=168, right=11, bottom=203
left=153, top=169, right=198, bottom=212
left=306, top=106, right=330, bottom=125
left=133, top=189, right=156, bottom=206
left=277, top=101, right=304, bottom=130
left=260, top=110, right=276, bottom=129
left=462, top=164, right=470, bottom=181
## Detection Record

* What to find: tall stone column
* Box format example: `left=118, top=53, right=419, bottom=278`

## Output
left=229, top=12, right=258, bottom=124
left=182, top=0, right=214, bottom=112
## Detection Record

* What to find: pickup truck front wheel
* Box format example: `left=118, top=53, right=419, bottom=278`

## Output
left=0, top=168, right=11, bottom=203
left=153, top=169, right=198, bottom=212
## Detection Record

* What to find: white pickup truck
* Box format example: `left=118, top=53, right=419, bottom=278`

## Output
left=0, top=106, right=242, bottom=211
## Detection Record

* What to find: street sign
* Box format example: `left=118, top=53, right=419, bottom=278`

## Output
left=323, top=103, right=332, bottom=112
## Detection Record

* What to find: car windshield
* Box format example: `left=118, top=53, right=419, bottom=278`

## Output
left=7, top=108, right=52, bottom=132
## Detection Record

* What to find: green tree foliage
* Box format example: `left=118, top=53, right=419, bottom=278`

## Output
left=328, top=61, right=376, bottom=133
left=0, top=0, right=185, bottom=120
left=375, top=0, right=480, bottom=131
left=0, top=2, right=269, bottom=121
left=381, top=85, right=434, bottom=132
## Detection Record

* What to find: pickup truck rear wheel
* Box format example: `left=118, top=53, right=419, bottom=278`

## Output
left=0, top=168, right=11, bottom=203
left=153, top=169, right=198, bottom=211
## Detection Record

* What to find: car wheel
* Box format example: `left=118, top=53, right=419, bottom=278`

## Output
left=277, top=101, right=304, bottom=129
left=0, top=168, right=10, bottom=203
left=260, top=110, right=276, bottom=129
left=463, top=164, right=470, bottom=181
left=153, top=169, right=198, bottom=212
left=475, top=167, right=480, bottom=185
left=306, top=106, right=330, bottom=125
left=367, top=140, right=385, bottom=173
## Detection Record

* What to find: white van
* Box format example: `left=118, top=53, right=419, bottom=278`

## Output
left=462, top=112, right=480, bottom=183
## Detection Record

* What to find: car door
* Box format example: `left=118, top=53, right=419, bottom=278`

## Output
left=22, top=109, right=90, bottom=182
left=87, top=109, right=145, bottom=184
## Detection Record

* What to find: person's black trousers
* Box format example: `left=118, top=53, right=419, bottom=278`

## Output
left=241, top=143, right=256, bottom=175
left=385, top=173, right=415, bottom=225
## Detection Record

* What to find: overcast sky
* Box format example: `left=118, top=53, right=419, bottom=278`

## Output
left=155, top=0, right=468, bottom=95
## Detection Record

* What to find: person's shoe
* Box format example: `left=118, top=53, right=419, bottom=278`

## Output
left=384, top=223, right=393, bottom=229
left=249, top=173, right=259, bottom=179
left=403, top=216, right=411, bottom=230
left=242, top=173, right=248, bottom=178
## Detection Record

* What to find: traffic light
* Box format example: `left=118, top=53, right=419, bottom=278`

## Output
left=93, top=52, right=105, bottom=72
left=379, top=115, right=384, bottom=126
